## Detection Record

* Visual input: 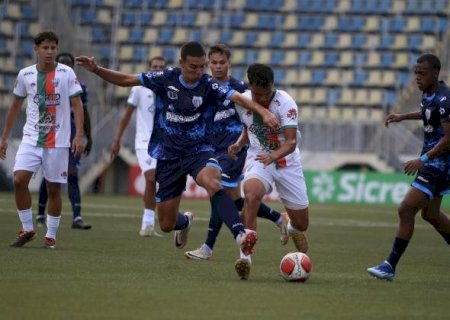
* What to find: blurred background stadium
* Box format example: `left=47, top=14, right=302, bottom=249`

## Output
left=1, top=0, right=449, bottom=200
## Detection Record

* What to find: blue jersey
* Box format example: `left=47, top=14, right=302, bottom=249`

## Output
left=211, top=76, right=247, bottom=152
left=420, top=81, right=450, bottom=171
left=138, top=67, right=236, bottom=160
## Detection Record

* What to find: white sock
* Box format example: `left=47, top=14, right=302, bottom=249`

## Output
left=18, top=208, right=33, bottom=231
left=141, top=209, right=155, bottom=229
left=239, top=249, right=252, bottom=263
left=201, top=244, right=213, bottom=254
left=45, top=215, right=61, bottom=239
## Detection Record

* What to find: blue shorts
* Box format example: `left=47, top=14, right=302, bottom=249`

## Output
left=412, top=165, right=449, bottom=199
left=155, top=151, right=221, bottom=203
left=215, top=146, right=247, bottom=188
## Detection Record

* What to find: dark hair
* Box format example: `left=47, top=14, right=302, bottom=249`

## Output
left=247, top=63, right=274, bottom=88
left=208, top=44, right=231, bottom=60
left=56, top=52, right=74, bottom=64
left=148, top=56, right=167, bottom=67
left=417, top=54, right=441, bottom=71
left=34, top=31, right=59, bottom=45
left=180, top=41, right=206, bottom=60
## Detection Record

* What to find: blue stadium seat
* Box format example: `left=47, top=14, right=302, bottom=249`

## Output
left=92, top=27, right=107, bottom=42
left=270, top=32, right=285, bottom=47
left=132, top=46, right=148, bottom=62
left=190, top=29, right=202, bottom=42
left=271, top=51, right=285, bottom=65
left=274, top=69, right=285, bottom=84
left=122, top=12, right=137, bottom=26
left=80, top=9, right=96, bottom=24
left=129, top=28, right=144, bottom=43
left=159, top=28, right=173, bottom=43
left=298, top=34, right=312, bottom=48
left=245, top=31, right=258, bottom=45
left=99, top=45, right=111, bottom=60
left=407, top=35, right=422, bottom=50
left=312, top=70, right=326, bottom=85
left=353, top=70, right=367, bottom=86
left=219, top=30, right=233, bottom=43
left=389, top=17, right=406, bottom=32
left=162, top=47, right=177, bottom=64
left=379, top=34, right=394, bottom=49
left=324, top=51, right=339, bottom=67
left=244, top=50, right=259, bottom=64
left=21, top=4, right=37, bottom=20
left=352, top=34, right=367, bottom=49
left=324, top=34, right=338, bottom=48
left=298, top=51, right=312, bottom=66
left=144, top=0, right=167, bottom=8
left=232, top=67, right=246, bottom=81
left=123, top=0, right=142, bottom=8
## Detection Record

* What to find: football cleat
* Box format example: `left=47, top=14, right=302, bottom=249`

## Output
left=367, top=261, right=395, bottom=281
left=9, top=229, right=36, bottom=247
left=279, top=212, right=289, bottom=245
left=184, top=244, right=212, bottom=260
left=72, top=219, right=92, bottom=230
left=234, top=258, right=251, bottom=280
left=139, top=225, right=163, bottom=237
left=174, top=212, right=193, bottom=249
left=42, top=237, right=56, bottom=249
left=236, top=229, right=258, bottom=256
left=291, top=232, right=309, bottom=253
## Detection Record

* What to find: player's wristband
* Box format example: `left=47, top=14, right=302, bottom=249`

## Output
left=419, top=153, right=429, bottom=164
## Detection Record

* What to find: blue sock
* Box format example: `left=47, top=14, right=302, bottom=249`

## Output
left=68, top=174, right=81, bottom=220
left=174, top=212, right=189, bottom=230
left=387, top=237, right=409, bottom=270
left=257, top=203, right=281, bottom=223
left=210, top=189, right=244, bottom=239
left=234, top=197, right=245, bottom=211
left=205, top=209, right=223, bottom=250
left=38, top=179, right=47, bottom=216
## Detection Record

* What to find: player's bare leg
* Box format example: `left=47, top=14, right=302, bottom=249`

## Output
left=286, top=207, right=309, bottom=253
left=421, top=196, right=450, bottom=244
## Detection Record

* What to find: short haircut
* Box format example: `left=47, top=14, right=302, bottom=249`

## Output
left=417, top=53, right=441, bottom=70
left=247, top=63, right=274, bottom=88
left=208, top=44, right=231, bottom=60
left=180, top=41, right=206, bottom=60
left=34, top=31, right=59, bottom=45
left=148, top=56, right=167, bottom=67
left=56, top=52, right=74, bottom=64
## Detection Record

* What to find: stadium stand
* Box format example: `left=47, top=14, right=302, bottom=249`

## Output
left=0, top=0, right=449, bottom=181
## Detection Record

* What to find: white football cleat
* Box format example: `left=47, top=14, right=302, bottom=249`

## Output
left=174, top=212, right=193, bottom=249
left=184, top=244, right=212, bottom=260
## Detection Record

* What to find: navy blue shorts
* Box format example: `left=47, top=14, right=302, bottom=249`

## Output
left=412, top=165, right=448, bottom=199
left=215, top=146, right=247, bottom=188
left=155, top=151, right=221, bottom=203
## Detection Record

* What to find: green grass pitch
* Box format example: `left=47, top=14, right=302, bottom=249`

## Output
left=0, top=192, right=449, bottom=319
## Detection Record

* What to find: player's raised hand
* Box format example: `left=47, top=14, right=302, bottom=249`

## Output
left=75, top=56, right=98, bottom=72
left=384, top=114, right=402, bottom=127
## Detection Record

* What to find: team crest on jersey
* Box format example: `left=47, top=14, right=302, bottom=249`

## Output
left=52, top=78, right=60, bottom=87
left=212, top=83, right=219, bottom=90
left=286, top=108, right=297, bottom=120
left=440, top=107, right=446, bottom=115
left=167, top=87, right=178, bottom=100
left=192, top=96, right=203, bottom=108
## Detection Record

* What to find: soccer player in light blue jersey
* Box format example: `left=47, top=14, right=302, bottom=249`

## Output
left=368, top=54, right=450, bottom=281
left=184, top=44, right=288, bottom=264
left=76, top=42, right=279, bottom=268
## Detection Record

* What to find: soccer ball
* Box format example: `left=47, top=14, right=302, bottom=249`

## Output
left=279, top=252, right=312, bottom=282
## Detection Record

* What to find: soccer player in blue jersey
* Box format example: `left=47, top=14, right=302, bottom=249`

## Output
left=184, top=44, right=288, bottom=262
left=36, top=52, right=93, bottom=230
left=368, top=54, right=450, bottom=281
left=76, top=42, right=279, bottom=261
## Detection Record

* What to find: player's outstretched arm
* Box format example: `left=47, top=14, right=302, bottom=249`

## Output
left=385, top=112, right=421, bottom=127
left=230, top=92, right=279, bottom=129
left=75, top=56, right=140, bottom=87
left=0, top=97, right=24, bottom=160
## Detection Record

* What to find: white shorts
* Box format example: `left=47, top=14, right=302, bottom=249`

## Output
left=13, top=143, right=69, bottom=183
left=243, top=158, right=309, bottom=210
left=136, top=148, right=157, bottom=173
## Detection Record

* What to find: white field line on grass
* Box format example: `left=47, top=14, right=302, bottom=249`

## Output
left=0, top=207, right=427, bottom=230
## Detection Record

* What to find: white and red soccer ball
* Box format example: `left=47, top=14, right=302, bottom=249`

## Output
left=279, top=252, right=312, bottom=282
